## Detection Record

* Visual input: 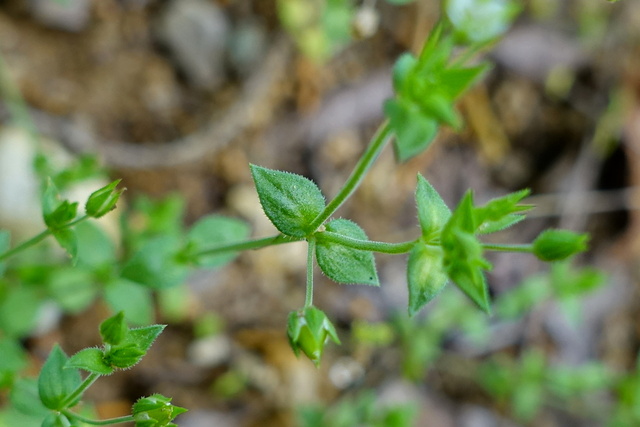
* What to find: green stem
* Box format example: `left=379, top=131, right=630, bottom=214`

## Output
left=62, top=410, right=134, bottom=426
left=61, top=372, right=101, bottom=409
left=317, top=231, right=418, bottom=254
left=0, top=229, right=50, bottom=262
left=307, top=121, right=393, bottom=232
left=191, top=234, right=301, bottom=259
left=482, top=243, right=533, bottom=253
left=305, top=237, right=316, bottom=308
left=0, top=215, right=90, bottom=262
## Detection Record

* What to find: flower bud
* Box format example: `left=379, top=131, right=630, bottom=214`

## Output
left=103, top=344, right=145, bottom=369
left=132, top=394, right=187, bottom=427
left=287, top=306, right=341, bottom=367
left=532, top=229, right=588, bottom=262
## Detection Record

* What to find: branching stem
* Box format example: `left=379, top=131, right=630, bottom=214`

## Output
left=305, top=238, right=316, bottom=308
left=307, top=121, right=393, bottom=232
left=482, top=243, right=533, bottom=253
left=317, top=231, right=418, bottom=254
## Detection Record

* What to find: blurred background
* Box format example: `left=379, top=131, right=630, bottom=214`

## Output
left=1, top=0, right=640, bottom=426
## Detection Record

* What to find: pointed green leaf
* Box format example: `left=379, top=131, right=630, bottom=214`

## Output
left=407, top=243, right=448, bottom=316
left=85, top=179, right=124, bottom=218
left=420, top=92, right=461, bottom=129
left=99, top=311, right=127, bottom=345
left=392, top=53, right=418, bottom=94
left=67, top=348, right=114, bottom=375
left=75, top=221, right=116, bottom=267
left=385, top=99, right=439, bottom=162
left=316, top=219, right=379, bottom=285
left=415, top=174, right=450, bottom=238
left=38, top=345, right=82, bottom=410
left=122, top=325, right=166, bottom=354
left=250, top=165, right=325, bottom=237
left=186, top=215, right=251, bottom=267
left=440, top=64, right=490, bottom=99
left=10, top=378, right=50, bottom=418
left=52, top=228, right=78, bottom=262
left=103, top=344, right=146, bottom=369
left=48, top=267, right=98, bottom=313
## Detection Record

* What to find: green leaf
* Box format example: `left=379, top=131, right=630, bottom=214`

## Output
left=10, top=378, right=50, bottom=418
left=0, top=337, right=28, bottom=379
left=123, top=325, right=166, bottom=355
left=439, top=64, right=490, bottom=99
left=186, top=215, right=251, bottom=267
left=407, top=243, right=448, bottom=316
left=385, top=98, right=439, bottom=162
left=250, top=164, right=325, bottom=237
left=104, top=279, right=154, bottom=326
left=0, top=286, right=41, bottom=338
left=41, top=178, right=62, bottom=223
left=316, top=219, right=379, bottom=285
left=67, top=348, right=114, bottom=375
left=420, top=91, right=461, bottom=129
left=0, top=230, right=9, bottom=277
left=392, top=53, right=418, bottom=94
left=75, top=221, right=116, bottom=267
left=38, top=345, right=82, bottom=410
left=52, top=228, right=78, bottom=262
left=99, top=311, right=127, bottom=345
left=415, top=174, right=450, bottom=238
left=85, top=179, right=124, bottom=218
left=48, top=267, right=98, bottom=313
left=121, top=235, right=188, bottom=289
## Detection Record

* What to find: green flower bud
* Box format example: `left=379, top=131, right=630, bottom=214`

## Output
left=132, top=394, right=187, bottom=427
left=287, top=306, right=341, bottom=367
left=103, top=344, right=146, bottom=369
left=85, top=179, right=125, bottom=218
left=532, top=229, right=589, bottom=262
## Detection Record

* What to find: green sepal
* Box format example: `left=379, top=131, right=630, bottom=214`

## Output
left=385, top=98, right=439, bottom=162
left=0, top=229, right=9, bottom=277
left=132, top=394, right=187, bottom=427
left=85, top=179, right=124, bottom=218
left=67, top=348, right=114, bottom=375
left=287, top=307, right=340, bottom=367
left=185, top=215, right=251, bottom=267
left=41, top=178, right=78, bottom=229
left=420, top=91, right=461, bottom=129
left=41, top=412, right=72, bottom=427
left=407, top=243, right=449, bottom=316
left=99, top=311, right=127, bottom=345
left=250, top=165, right=325, bottom=237
left=532, top=229, right=589, bottom=262
left=441, top=192, right=492, bottom=313
left=316, top=219, right=379, bottom=285
left=38, top=345, right=82, bottom=410
left=415, top=174, right=450, bottom=238
left=475, top=189, right=533, bottom=234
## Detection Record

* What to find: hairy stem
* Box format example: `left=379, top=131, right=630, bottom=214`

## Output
left=0, top=215, right=90, bottom=262
left=62, top=410, right=134, bottom=426
left=305, top=237, right=316, bottom=308
left=482, top=243, right=533, bottom=253
left=307, top=121, right=393, bottom=232
left=317, top=231, right=418, bottom=254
